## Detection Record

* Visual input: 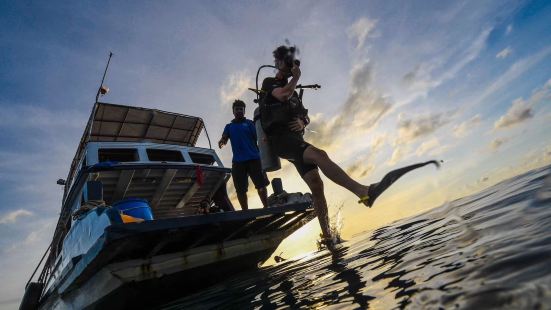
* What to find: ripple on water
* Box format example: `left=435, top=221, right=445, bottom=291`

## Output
left=159, top=165, right=551, bottom=309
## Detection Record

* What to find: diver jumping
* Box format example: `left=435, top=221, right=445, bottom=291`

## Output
left=257, top=45, right=440, bottom=250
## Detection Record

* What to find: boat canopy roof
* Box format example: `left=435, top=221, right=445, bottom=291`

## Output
left=65, top=102, right=205, bottom=198
left=90, top=102, right=204, bottom=146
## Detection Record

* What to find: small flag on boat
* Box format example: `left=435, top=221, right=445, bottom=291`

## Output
left=100, top=85, right=109, bottom=95
left=195, top=166, right=204, bottom=186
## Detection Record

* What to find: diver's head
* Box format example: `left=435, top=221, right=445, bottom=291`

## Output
left=232, top=99, right=246, bottom=120
left=273, top=45, right=299, bottom=78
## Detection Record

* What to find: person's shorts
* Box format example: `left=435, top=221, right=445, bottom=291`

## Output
left=232, top=159, right=270, bottom=194
left=269, top=131, right=318, bottom=177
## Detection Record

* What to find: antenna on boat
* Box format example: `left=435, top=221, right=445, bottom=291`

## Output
left=95, top=51, right=113, bottom=103
left=62, top=51, right=114, bottom=200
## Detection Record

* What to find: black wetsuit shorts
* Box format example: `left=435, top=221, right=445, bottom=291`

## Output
left=269, top=131, right=318, bottom=177
left=232, top=159, right=270, bottom=194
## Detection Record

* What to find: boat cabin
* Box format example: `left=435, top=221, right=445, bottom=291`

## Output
left=71, top=141, right=228, bottom=217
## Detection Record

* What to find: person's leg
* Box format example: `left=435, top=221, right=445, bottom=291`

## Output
left=257, top=187, right=268, bottom=208
left=302, top=169, right=332, bottom=240
left=232, top=162, right=249, bottom=210
left=236, top=192, right=248, bottom=210
left=303, top=146, right=366, bottom=198
left=247, top=159, right=270, bottom=208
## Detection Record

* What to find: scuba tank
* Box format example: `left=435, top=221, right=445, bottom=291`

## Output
left=254, top=107, right=281, bottom=172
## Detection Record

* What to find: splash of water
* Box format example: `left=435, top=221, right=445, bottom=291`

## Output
left=316, top=203, right=345, bottom=250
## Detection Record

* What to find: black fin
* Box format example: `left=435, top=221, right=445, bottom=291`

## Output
left=367, top=160, right=441, bottom=206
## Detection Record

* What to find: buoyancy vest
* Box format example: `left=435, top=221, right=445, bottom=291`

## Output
left=259, top=77, right=308, bottom=134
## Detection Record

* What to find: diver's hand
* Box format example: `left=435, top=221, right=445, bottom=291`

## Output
left=288, top=117, right=305, bottom=132
left=291, top=64, right=301, bottom=79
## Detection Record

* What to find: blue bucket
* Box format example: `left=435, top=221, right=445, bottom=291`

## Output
left=113, top=198, right=154, bottom=221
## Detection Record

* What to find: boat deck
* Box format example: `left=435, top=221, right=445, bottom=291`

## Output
left=52, top=203, right=316, bottom=297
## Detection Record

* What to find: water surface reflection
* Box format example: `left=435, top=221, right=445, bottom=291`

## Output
left=160, top=165, right=551, bottom=309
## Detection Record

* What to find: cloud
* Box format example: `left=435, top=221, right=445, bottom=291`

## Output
left=496, top=47, right=512, bottom=59
left=347, top=18, right=377, bottom=50
left=22, top=230, right=40, bottom=245
left=219, top=71, right=253, bottom=105
left=494, top=78, right=551, bottom=129
left=387, top=145, right=412, bottom=166
left=401, top=63, right=438, bottom=93
left=415, top=137, right=452, bottom=158
left=471, top=46, right=551, bottom=109
left=396, top=112, right=452, bottom=145
left=402, top=68, right=417, bottom=86
left=282, top=18, right=392, bottom=158
left=401, top=27, right=491, bottom=99
left=3, top=219, right=55, bottom=254
left=346, top=162, right=374, bottom=179
left=342, top=61, right=393, bottom=126
left=494, top=98, right=533, bottom=129
left=478, top=176, right=489, bottom=184
left=453, top=114, right=482, bottom=137
left=307, top=60, right=392, bottom=149
left=490, top=137, right=509, bottom=151
left=0, top=209, right=33, bottom=224
left=369, top=134, right=386, bottom=153
left=344, top=134, right=386, bottom=179
left=415, top=138, right=440, bottom=157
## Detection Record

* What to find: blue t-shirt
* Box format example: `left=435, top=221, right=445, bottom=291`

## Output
left=223, top=119, right=260, bottom=163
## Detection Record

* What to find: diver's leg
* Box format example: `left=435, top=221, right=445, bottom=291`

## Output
left=302, top=169, right=332, bottom=241
left=303, top=146, right=365, bottom=196
left=304, top=146, right=440, bottom=207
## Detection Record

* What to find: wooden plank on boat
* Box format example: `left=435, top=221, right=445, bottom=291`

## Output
left=222, top=218, right=258, bottom=241
left=278, top=211, right=314, bottom=231
left=254, top=212, right=298, bottom=235
left=150, top=169, right=177, bottom=207
left=175, top=181, right=200, bottom=209
left=112, top=170, right=135, bottom=202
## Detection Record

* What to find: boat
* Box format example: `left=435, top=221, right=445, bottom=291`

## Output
left=20, top=102, right=316, bottom=309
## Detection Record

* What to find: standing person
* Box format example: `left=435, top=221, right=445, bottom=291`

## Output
left=219, top=100, right=270, bottom=210
left=261, top=45, right=440, bottom=248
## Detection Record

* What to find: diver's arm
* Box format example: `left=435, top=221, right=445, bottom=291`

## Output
left=288, top=117, right=305, bottom=132
left=272, top=65, right=301, bottom=102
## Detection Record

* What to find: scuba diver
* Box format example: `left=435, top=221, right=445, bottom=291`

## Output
left=219, top=99, right=270, bottom=210
left=259, top=45, right=440, bottom=249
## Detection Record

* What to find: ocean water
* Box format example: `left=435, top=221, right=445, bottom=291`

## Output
left=159, top=165, right=551, bottom=309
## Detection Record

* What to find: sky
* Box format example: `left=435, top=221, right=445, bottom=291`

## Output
left=1, top=0, right=551, bottom=307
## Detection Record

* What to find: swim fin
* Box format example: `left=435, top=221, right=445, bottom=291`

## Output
left=358, top=160, right=441, bottom=207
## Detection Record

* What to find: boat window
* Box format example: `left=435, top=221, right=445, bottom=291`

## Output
left=98, top=148, right=139, bottom=162
left=189, top=152, right=216, bottom=165
left=146, top=149, right=185, bottom=162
